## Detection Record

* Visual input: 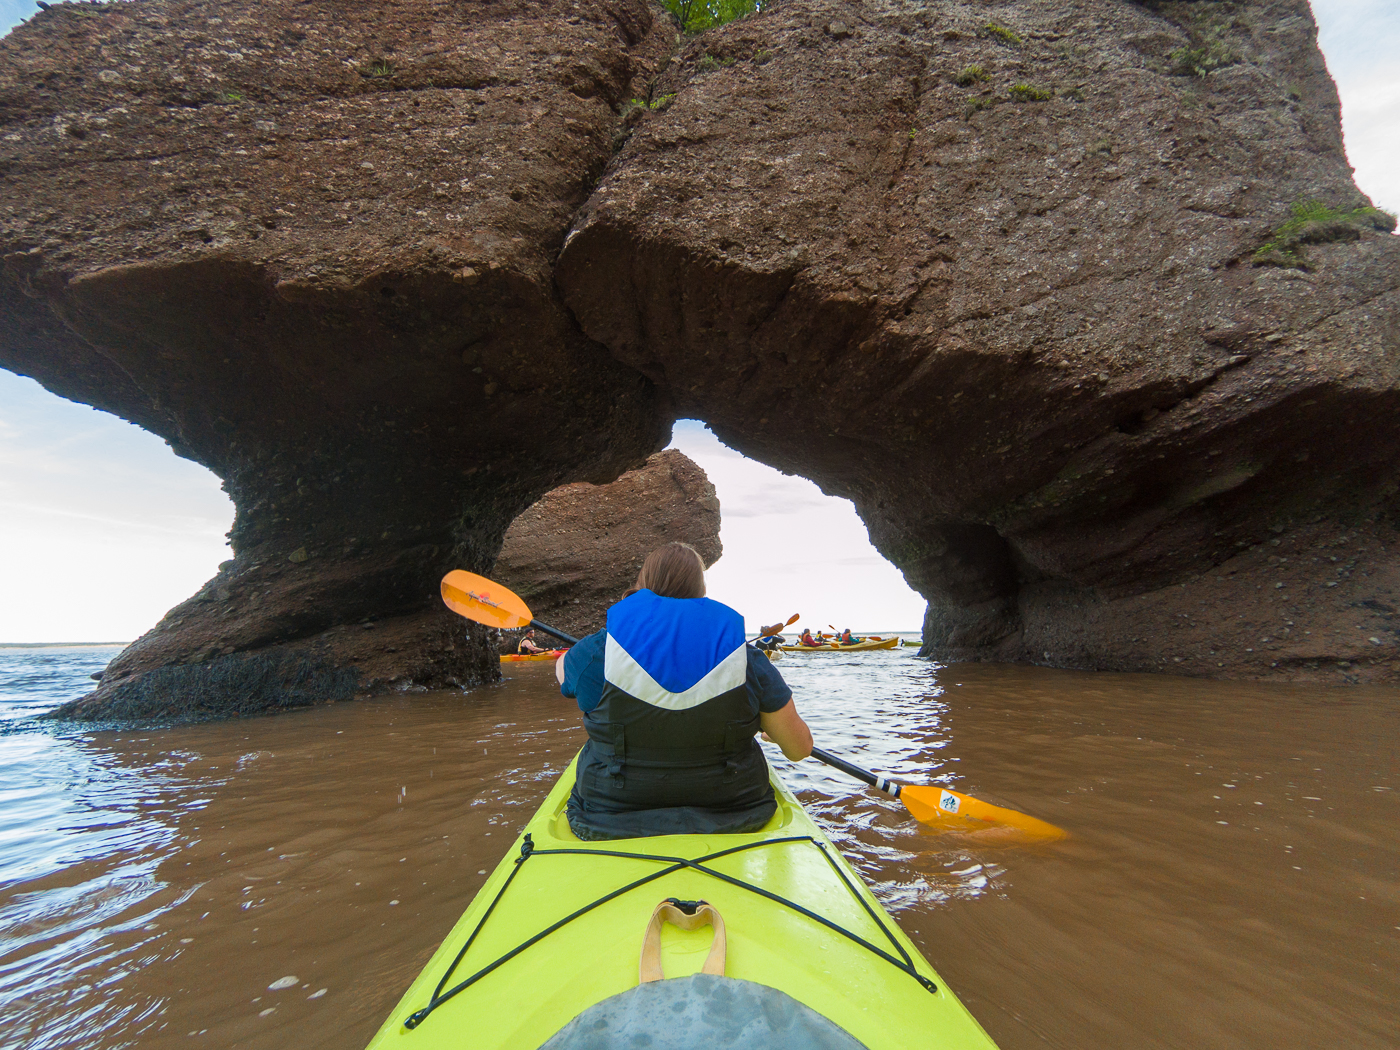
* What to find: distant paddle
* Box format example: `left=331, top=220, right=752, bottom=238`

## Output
left=810, top=747, right=1066, bottom=842
left=440, top=570, right=579, bottom=646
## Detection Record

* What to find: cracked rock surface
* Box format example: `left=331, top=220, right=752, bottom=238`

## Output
left=558, top=0, right=1400, bottom=682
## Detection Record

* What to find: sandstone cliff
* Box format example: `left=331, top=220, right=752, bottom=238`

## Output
left=496, top=448, right=722, bottom=643
left=5, top=0, right=1399, bottom=709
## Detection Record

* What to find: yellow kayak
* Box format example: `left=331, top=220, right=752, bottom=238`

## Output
left=779, top=636, right=900, bottom=652
left=365, top=755, right=997, bottom=1050
left=500, top=649, right=566, bottom=663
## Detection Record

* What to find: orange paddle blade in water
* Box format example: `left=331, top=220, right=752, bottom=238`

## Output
left=441, top=570, right=533, bottom=630
left=899, top=784, right=1067, bottom=842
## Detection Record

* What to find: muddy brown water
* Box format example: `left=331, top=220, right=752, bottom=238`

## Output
left=1, top=648, right=1396, bottom=1049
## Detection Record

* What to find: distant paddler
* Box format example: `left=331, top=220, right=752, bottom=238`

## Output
left=754, top=614, right=796, bottom=653
left=517, top=629, right=547, bottom=655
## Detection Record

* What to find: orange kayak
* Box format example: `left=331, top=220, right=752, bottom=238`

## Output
left=500, top=648, right=566, bottom=663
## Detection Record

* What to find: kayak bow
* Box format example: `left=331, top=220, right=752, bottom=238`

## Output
left=365, top=755, right=998, bottom=1050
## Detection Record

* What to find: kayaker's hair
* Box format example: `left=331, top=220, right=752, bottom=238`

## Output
left=627, top=542, right=706, bottom=600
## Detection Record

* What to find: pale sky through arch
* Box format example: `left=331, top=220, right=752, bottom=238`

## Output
left=0, top=0, right=1394, bottom=641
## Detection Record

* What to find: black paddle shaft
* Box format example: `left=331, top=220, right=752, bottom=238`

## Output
left=809, top=747, right=903, bottom=799
left=529, top=619, right=579, bottom=647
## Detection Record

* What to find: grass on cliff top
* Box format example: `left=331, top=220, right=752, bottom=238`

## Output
left=1254, top=200, right=1397, bottom=269
left=665, top=0, right=766, bottom=33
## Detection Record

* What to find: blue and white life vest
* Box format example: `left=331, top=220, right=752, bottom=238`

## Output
left=570, top=590, right=775, bottom=838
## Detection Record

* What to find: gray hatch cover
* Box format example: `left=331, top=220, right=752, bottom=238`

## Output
left=538, top=973, right=870, bottom=1050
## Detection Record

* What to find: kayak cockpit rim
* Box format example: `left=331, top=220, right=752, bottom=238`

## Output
left=400, top=832, right=938, bottom=1032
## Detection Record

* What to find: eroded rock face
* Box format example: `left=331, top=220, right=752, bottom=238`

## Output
left=5, top=0, right=675, bottom=719
left=557, top=0, right=1400, bottom=681
left=495, top=449, right=722, bottom=643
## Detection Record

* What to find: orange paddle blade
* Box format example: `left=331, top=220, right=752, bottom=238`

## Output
left=441, top=570, right=533, bottom=630
left=900, top=784, right=1067, bottom=843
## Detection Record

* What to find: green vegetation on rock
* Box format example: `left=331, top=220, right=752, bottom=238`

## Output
left=964, top=95, right=995, bottom=118
left=1163, top=4, right=1243, bottom=78
left=954, top=64, right=989, bottom=87
left=697, top=52, right=738, bottom=72
left=622, top=94, right=677, bottom=120
left=985, top=23, right=1022, bottom=46
left=1008, top=83, right=1051, bottom=102
left=1169, top=38, right=1237, bottom=77
left=1254, top=200, right=1397, bottom=269
left=664, top=0, right=767, bottom=33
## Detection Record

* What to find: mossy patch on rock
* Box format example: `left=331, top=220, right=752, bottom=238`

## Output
left=984, top=22, right=1022, bottom=46
left=954, top=64, right=989, bottom=87
left=1008, top=83, right=1052, bottom=102
left=1253, top=200, right=1397, bottom=269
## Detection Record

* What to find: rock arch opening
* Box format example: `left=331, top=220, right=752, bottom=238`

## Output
left=665, top=420, right=926, bottom=634
left=0, top=371, right=233, bottom=643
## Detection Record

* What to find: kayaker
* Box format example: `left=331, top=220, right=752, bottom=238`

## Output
left=839, top=627, right=860, bottom=645
left=799, top=628, right=821, bottom=647
left=554, top=542, right=813, bottom=841
left=517, top=629, right=546, bottom=655
left=754, top=621, right=786, bottom=652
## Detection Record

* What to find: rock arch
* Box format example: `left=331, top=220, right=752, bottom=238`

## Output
left=2, top=0, right=1397, bottom=719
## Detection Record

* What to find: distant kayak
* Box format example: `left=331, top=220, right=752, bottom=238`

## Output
left=364, top=755, right=997, bottom=1050
left=500, top=649, right=566, bottom=663
left=779, top=636, right=900, bottom=652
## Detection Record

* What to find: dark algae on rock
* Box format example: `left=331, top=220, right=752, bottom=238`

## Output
left=3, top=0, right=1399, bottom=717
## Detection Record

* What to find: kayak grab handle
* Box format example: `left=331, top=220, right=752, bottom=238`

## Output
left=809, top=747, right=902, bottom=798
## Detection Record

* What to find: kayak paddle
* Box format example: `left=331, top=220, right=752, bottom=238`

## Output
left=809, top=747, right=1066, bottom=842
left=442, top=571, right=1065, bottom=841
left=440, top=570, right=580, bottom=647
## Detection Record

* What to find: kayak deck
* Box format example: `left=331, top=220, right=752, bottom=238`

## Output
left=366, top=757, right=996, bottom=1050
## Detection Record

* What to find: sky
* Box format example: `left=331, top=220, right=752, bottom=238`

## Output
left=665, top=422, right=925, bottom=632
left=0, top=0, right=1395, bottom=642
